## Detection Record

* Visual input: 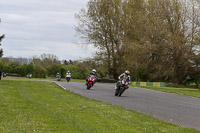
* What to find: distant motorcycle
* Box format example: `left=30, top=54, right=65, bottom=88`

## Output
left=115, top=78, right=128, bottom=96
left=66, top=75, right=71, bottom=83
left=57, top=75, right=61, bottom=81
left=86, top=75, right=96, bottom=90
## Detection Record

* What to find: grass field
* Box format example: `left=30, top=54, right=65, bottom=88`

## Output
left=0, top=79, right=199, bottom=132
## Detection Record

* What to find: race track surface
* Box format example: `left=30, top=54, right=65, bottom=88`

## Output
left=56, top=81, right=200, bottom=130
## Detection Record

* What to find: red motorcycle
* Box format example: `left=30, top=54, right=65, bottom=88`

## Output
left=86, top=75, right=96, bottom=90
left=115, top=78, right=128, bottom=96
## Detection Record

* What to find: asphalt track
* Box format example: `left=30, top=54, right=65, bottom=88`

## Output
left=55, top=81, right=200, bottom=130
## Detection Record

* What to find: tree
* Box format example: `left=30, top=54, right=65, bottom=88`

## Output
left=47, top=64, right=61, bottom=77
left=40, top=53, right=60, bottom=68
left=76, top=0, right=200, bottom=85
left=32, top=53, right=60, bottom=69
left=34, top=65, right=47, bottom=78
left=63, top=60, right=68, bottom=65
left=0, top=19, right=5, bottom=57
left=75, top=0, right=127, bottom=79
left=0, top=34, right=5, bottom=57
left=122, top=0, right=200, bottom=84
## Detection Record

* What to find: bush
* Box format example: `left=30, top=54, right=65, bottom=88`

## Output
left=0, top=60, right=7, bottom=72
left=62, top=65, right=86, bottom=79
left=136, top=66, right=149, bottom=81
left=34, top=65, right=47, bottom=78
left=47, top=64, right=61, bottom=77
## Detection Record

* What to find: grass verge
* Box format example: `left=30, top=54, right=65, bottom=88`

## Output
left=132, top=86, right=200, bottom=98
left=0, top=79, right=199, bottom=132
left=3, top=76, right=85, bottom=82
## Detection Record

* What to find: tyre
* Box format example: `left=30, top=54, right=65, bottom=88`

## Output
left=119, top=88, right=125, bottom=96
left=115, top=91, right=118, bottom=96
left=115, top=87, right=119, bottom=96
left=87, top=83, right=92, bottom=90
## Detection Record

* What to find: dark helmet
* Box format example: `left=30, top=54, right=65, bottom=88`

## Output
left=125, top=70, right=130, bottom=75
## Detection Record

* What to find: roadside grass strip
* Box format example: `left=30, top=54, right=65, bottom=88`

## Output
left=3, top=76, right=86, bottom=83
left=0, top=79, right=199, bottom=133
left=134, top=86, right=200, bottom=98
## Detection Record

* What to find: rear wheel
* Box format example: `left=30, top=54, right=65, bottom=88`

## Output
left=115, top=90, right=118, bottom=96
left=119, top=88, right=125, bottom=96
left=115, top=86, right=120, bottom=96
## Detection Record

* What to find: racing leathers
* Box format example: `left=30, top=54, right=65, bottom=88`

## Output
left=66, top=72, right=71, bottom=78
left=86, top=72, right=98, bottom=83
left=115, top=73, right=131, bottom=89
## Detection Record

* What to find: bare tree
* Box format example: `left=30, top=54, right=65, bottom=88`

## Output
left=75, top=0, right=126, bottom=79
left=0, top=34, right=5, bottom=57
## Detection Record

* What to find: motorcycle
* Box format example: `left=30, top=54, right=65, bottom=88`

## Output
left=57, top=75, right=61, bottom=81
left=115, top=78, right=128, bottom=96
left=86, top=75, right=96, bottom=90
left=66, top=76, right=71, bottom=82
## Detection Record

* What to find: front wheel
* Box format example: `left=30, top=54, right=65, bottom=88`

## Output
left=87, top=83, right=92, bottom=90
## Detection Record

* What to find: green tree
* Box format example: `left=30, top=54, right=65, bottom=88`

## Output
left=8, top=61, right=20, bottom=74
left=47, top=64, right=62, bottom=77
left=27, top=62, right=34, bottom=74
left=0, top=59, right=7, bottom=72
left=34, top=65, right=47, bottom=78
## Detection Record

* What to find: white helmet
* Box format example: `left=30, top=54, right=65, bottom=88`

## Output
left=125, top=70, right=130, bottom=75
left=92, top=69, right=96, bottom=73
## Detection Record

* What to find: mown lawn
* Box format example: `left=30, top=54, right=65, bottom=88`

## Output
left=3, top=76, right=86, bottom=82
left=0, top=79, right=199, bottom=133
left=133, top=86, right=200, bottom=98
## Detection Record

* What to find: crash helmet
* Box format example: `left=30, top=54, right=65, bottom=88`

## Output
left=92, top=69, right=96, bottom=73
left=125, top=70, right=130, bottom=75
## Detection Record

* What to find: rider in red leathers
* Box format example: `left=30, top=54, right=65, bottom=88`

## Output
left=86, top=69, right=98, bottom=84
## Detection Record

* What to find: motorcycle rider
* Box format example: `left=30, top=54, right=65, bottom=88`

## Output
left=66, top=71, right=71, bottom=80
left=56, top=72, right=61, bottom=80
left=86, top=69, right=98, bottom=84
left=115, top=70, right=131, bottom=90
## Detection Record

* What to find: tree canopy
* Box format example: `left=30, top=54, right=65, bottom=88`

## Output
left=75, top=0, right=200, bottom=85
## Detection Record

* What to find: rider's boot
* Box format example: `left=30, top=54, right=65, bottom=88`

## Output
left=115, top=85, right=118, bottom=90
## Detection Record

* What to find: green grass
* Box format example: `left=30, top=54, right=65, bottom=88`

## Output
left=0, top=79, right=199, bottom=132
left=3, top=76, right=86, bottom=82
left=133, top=86, right=200, bottom=98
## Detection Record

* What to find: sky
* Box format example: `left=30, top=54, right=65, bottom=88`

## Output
left=0, top=0, right=97, bottom=61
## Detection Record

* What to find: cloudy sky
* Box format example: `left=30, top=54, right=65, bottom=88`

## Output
left=0, top=0, right=97, bottom=60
